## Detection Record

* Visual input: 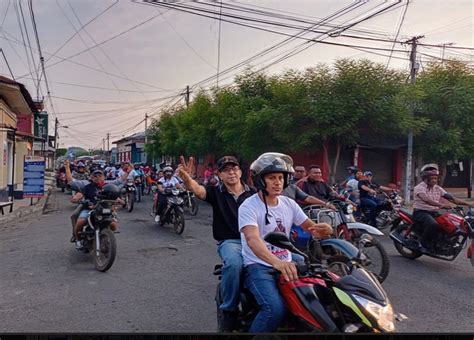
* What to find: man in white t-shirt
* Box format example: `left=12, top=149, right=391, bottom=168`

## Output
left=239, top=152, right=332, bottom=333
left=155, top=166, right=184, bottom=221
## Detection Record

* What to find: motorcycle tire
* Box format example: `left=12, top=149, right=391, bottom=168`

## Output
left=188, top=197, right=198, bottom=216
left=174, top=210, right=185, bottom=234
left=127, top=192, right=134, bottom=212
left=355, top=236, right=390, bottom=283
left=136, top=187, right=141, bottom=203
left=326, top=255, right=352, bottom=277
left=144, top=185, right=150, bottom=196
left=94, top=228, right=117, bottom=272
left=392, top=218, right=423, bottom=259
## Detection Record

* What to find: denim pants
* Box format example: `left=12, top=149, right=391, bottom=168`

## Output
left=244, top=263, right=287, bottom=333
left=360, top=197, right=379, bottom=227
left=217, top=239, right=243, bottom=312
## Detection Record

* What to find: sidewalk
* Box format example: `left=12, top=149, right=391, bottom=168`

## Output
left=0, top=189, right=53, bottom=225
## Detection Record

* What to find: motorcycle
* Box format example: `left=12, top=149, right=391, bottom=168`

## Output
left=292, top=199, right=390, bottom=283
left=182, top=190, right=198, bottom=216
left=358, top=190, right=403, bottom=231
left=390, top=206, right=474, bottom=263
left=121, top=180, right=135, bottom=213
left=154, top=187, right=186, bottom=234
left=214, top=232, right=396, bottom=333
left=73, top=199, right=118, bottom=272
left=134, top=176, right=142, bottom=203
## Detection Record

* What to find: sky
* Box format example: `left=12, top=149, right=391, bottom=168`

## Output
left=0, top=0, right=472, bottom=150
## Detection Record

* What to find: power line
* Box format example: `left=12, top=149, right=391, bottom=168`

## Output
left=45, top=1, right=118, bottom=64
left=1, top=0, right=11, bottom=29
left=385, top=1, right=410, bottom=70
left=0, top=48, right=15, bottom=80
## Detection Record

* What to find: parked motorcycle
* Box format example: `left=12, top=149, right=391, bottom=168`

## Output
left=182, top=190, right=198, bottom=216
left=390, top=206, right=474, bottom=264
left=214, top=232, right=396, bottom=333
left=121, top=180, right=135, bottom=212
left=154, top=187, right=185, bottom=234
left=292, top=200, right=390, bottom=283
left=74, top=198, right=119, bottom=272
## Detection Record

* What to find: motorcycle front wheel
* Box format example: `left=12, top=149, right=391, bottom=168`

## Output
left=173, top=210, right=185, bottom=234
left=355, top=236, right=390, bottom=283
left=127, top=192, right=134, bottom=212
left=188, top=197, right=198, bottom=216
left=136, top=186, right=141, bottom=203
left=94, top=228, right=117, bottom=272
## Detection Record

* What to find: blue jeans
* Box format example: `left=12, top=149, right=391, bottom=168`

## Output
left=360, top=197, right=379, bottom=227
left=217, top=239, right=243, bottom=312
left=244, top=263, right=287, bottom=333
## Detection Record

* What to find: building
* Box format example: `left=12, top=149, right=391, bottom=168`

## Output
left=112, top=132, right=146, bottom=164
left=0, top=76, right=38, bottom=199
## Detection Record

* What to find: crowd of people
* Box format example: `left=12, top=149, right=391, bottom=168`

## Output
left=55, top=153, right=473, bottom=333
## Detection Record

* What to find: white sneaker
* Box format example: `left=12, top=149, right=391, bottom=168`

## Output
left=75, top=240, right=83, bottom=250
left=154, top=215, right=160, bottom=223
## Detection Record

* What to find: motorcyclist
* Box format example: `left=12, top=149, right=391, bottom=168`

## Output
left=413, top=164, right=474, bottom=252
left=72, top=163, right=89, bottom=181
left=297, top=165, right=339, bottom=203
left=73, top=170, right=119, bottom=250
left=239, top=152, right=332, bottom=333
left=177, top=155, right=255, bottom=332
left=155, top=166, right=184, bottom=223
left=358, top=171, right=395, bottom=227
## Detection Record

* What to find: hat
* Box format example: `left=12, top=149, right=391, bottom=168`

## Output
left=217, top=156, right=239, bottom=171
left=92, top=170, right=104, bottom=176
left=364, top=171, right=373, bottom=177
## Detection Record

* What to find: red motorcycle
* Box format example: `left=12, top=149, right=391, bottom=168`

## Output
left=390, top=206, right=474, bottom=263
left=215, top=232, right=396, bottom=333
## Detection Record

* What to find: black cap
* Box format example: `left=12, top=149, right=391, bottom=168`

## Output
left=217, top=156, right=239, bottom=171
left=92, top=170, right=104, bottom=176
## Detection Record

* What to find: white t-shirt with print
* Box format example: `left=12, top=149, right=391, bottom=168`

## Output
left=158, top=176, right=181, bottom=188
left=239, top=193, right=308, bottom=267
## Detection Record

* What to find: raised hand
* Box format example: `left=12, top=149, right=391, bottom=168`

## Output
left=178, top=156, right=195, bottom=177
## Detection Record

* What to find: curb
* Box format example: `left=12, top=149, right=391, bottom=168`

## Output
left=0, top=188, right=53, bottom=225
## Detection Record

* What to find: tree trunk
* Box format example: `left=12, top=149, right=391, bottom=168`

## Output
left=322, top=141, right=331, bottom=183
left=331, top=140, right=341, bottom=185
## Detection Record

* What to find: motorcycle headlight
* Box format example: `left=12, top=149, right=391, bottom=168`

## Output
left=345, top=204, right=354, bottom=215
left=396, top=197, right=403, bottom=204
left=172, top=189, right=180, bottom=195
left=177, top=198, right=184, bottom=204
left=353, top=295, right=395, bottom=332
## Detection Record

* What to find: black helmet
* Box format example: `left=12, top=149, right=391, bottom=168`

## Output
left=250, top=152, right=294, bottom=191
left=98, top=183, right=121, bottom=200
left=347, top=166, right=358, bottom=174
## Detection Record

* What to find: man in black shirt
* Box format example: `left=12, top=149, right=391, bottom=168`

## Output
left=73, top=170, right=119, bottom=250
left=177, top=155, right=255, bottom=332
left=358, top=171, right=394, bottom=227
left=297, top=165, right=337, bottom=202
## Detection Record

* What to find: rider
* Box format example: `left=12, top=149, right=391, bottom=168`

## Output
left=239, top=153, right=333, bottom=333
left=73, top=170, right=119, bottom=250
left=155, top=166, right=184, bottom=222
left=413, top=164, right=474, bottom=252
left=72, top=163, right=89, bottom=181
left=177, top=155, right=255, bottom=332
left=297, top=165, right=338, bottom=203
left=289, top=165, right=306, bottom=185
left=358, top=171, right=395, bottom=227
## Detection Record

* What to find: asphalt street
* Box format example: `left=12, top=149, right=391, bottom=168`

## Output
left=0, top=189, right=473, bottom=333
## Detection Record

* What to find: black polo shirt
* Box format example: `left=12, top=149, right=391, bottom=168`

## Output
left=301, top=180, right=332, bottom=200
left=358, top=179, right=380, bottom=199
left=205, top=182, right=256, bottom=241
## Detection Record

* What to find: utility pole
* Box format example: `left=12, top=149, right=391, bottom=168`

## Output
left=144, top=113, right=149, bottom=164
left=106, top=132, right=110, bottom=162
left=185, top=85, right=190, bottom=108
left=53, top=117, right=58, bottom=165
left=404, top=35, right=424, bottom=205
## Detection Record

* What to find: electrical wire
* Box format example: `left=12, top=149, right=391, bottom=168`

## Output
left=385, top=1, right=410, bottom=70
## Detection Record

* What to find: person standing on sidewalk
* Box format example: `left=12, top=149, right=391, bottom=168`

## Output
left=177, top=155, right=255, bottom=332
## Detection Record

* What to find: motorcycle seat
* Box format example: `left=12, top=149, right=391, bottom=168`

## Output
left=334, top=268, right=385, bottom=303
left=398, top=208, right=414, bottom=223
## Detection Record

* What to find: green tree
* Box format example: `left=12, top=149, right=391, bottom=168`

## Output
left=415, top=60, right=474, bottom=184
left=56, top=148, right=67, bottom=157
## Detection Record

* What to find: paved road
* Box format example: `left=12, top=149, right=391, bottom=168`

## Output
left=1, top=189, right=473, bottom=333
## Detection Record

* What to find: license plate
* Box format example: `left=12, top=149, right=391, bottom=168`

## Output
left=102, top=208, right=111, bottom=214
